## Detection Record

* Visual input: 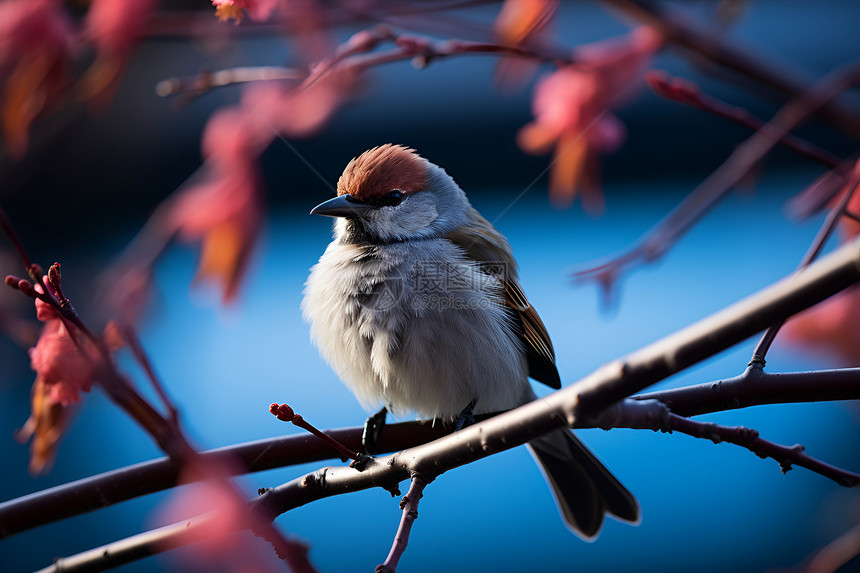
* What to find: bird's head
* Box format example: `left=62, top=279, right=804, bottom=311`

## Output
left=311, top=144, right=470, bottom=244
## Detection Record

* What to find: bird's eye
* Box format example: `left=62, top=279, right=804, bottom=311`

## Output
left=384, top=190, right=403, bottom=207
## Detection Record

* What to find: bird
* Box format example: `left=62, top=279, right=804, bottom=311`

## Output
left=302, top=143, right=639, bottom=538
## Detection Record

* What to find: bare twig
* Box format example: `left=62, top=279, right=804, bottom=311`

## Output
left=647, top=71, right=842, bottom=168
left=590, top=399, right=860, bottom=486
left=788, top=157, right=860, bottom=220
left=606, top=0, right=860, bottom=133
left=155, top=66, right=305, bottom=97
left=0, top=206, right=308, bottom=569
left=575, top=63, right=860, bottom=296
left=122, top=324, right=180, bottom=425
left=270, top=403, right=361, bottom=463
left=158, top=25, right=578, bottom=100
left=666, top=413, right=860, bottom=487
left=752, top=174, right=860, bottom=362
left=376, top=477, right=428, bottom=573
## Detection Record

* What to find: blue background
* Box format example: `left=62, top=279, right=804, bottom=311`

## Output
left=2, top=1, right=860, bottom=572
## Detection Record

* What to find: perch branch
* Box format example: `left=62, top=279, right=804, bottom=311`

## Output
left=5, top=366, right=860, bottom=538
left=30, top=234, right=860, bottom=572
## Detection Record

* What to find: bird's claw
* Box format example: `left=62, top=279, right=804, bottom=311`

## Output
left=455, top=399, right=477, bottom=431
left=350, top=452, right=374, bottom=471
left=362, top=406, right=388, bottom=454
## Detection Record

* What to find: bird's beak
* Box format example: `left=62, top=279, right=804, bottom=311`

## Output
left=310, top=194, right=370, bottom=218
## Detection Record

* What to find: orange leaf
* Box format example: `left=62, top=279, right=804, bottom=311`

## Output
left=16, top=376, right=74, bottom=475
left=494, top=0, right=558, bottom=46
left=2, top=50, right=51, bottom=159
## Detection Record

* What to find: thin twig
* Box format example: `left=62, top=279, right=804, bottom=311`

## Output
left=122, top=324, right=180, bottom=425
left=752, top=174, right=860, bottom=362
left=647, top=71, right=841, bottom=168
left=575, top=63, right=860, bottom=297
left=0, top=217, right=307, bottom=569
left=376, top=477, right=428, bottom=573
left=606, top=0, right=860, bottom=133
left=788, top=156, right=860, bottom=220
left=666, top=413, right=860, bottom=487
left=270, top=403, right=361, bottom=462
left=590, top=399, right=860, bottom=486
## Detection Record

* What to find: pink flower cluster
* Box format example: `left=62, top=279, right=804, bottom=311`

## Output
left=0, top=0, right=75, bottom=157
left=28, top=289, right=98, bottom=407
left=518, top=27, right=663, bottom=210
left=16, top=280, right=102, bottom=473
left=0, top=0, right=156, bottom=156
left=167, top=76, right=347, bottom=303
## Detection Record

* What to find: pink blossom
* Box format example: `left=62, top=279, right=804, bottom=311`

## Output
left=169, top=107, right=265, bottom=303
left=154, top=460, right=274, bottom=572
left=28, top=319, right=97, bottom=406
left=35, top=296, right=59, bottom=322
left=0, top=0, right=76, bottom=158
left=18, top=314, right=96, bottom=474
left=82, top=0, right=157, bottom=102
left=242, top=76, right=347, bottom=139
left=212, top=0, right=281, bottom=23
left=167, top=75, right=346, bottom=303
left=19, top=295, right=121, bottom=473
left=518, top=26, right=662, bottom=210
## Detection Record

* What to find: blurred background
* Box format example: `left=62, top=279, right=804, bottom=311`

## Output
left=1, top=1, right=860, bottom=571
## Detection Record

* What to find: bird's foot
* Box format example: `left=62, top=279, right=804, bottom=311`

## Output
left=350, top=452, right=374, bottom=471
left=362, top=406, right=388, bottom=454
left=455, top=399, right=477, bottom=431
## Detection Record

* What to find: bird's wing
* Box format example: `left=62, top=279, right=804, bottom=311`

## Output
left=445, top=207, right=561, bottom=389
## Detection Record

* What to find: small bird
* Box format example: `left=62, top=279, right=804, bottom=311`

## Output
left=302, top=144, right=638, bottom=538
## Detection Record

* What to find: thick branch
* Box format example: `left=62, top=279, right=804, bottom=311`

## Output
left=635, top=366, right=860, bottom=417
left=0, top=420, right=451, bottom=539
left=33, top=234, right=860, bottom=572
left=6, top=363, right=860, bottom=539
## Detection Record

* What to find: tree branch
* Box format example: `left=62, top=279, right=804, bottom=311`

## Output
left=587, top=399, right=860, bottom=487
left=635, top=366, right=860, bottom=418
left=575, top=62, right=860, bottom=296
left=606, top=0, right=860, bottom=134
left=29, top=234, right=860, bottom=573
left=376, top=476, right=428, bottom=573
left=5, top=363, right=860, bottom=539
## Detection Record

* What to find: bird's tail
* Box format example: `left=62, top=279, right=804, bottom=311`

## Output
left=527, top=428, right=639, bottom=539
